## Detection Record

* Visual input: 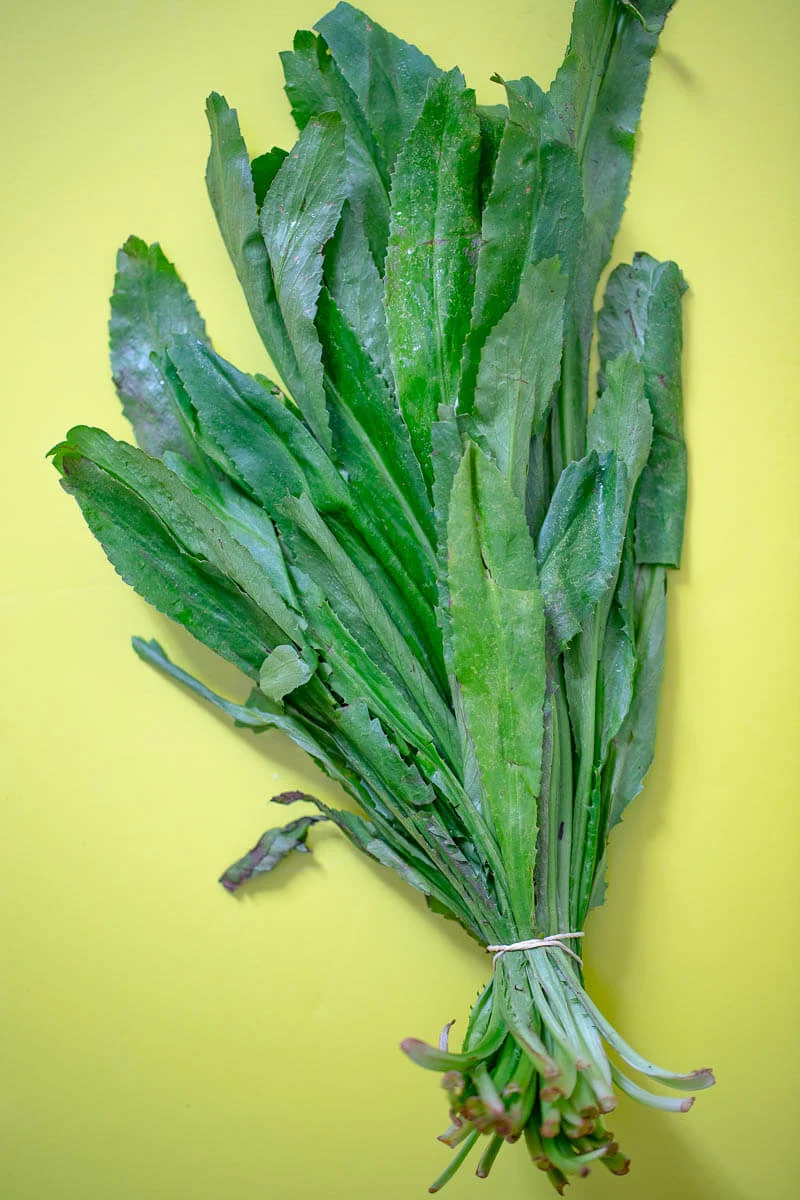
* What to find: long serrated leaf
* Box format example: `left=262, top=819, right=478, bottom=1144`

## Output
left=315, top=2, right=442, bottom=172
left=385, top=69, right=481, bottom=485
left=317, top=286, right=436, bottom=601
left=167, top=338, right=350, bottom=517
left=549, top=0, right=674, bottom=437
left=461, top=78, right=581, bottom=404
left=588, top=564, right=667, bottom=913
left=259, top=112, right=347, bottom=450
left=280, top=491, right=460, bottom=769
left=205, top=93, right=304, bottom=401
left=447, top=443, right=546, bottom=932
left=109, top=237, right=209, bottom=460
left=470, top=258, right=567, bottom=503
left=57, top=426, right=306, bottom=647
left=281, top=29, right=390, bottom=267
left=52, top=452, right=277, bottom=678
left=162, top=453, right=300, bottom=614
left=324, top=202, right=391, bottom=381
left=598, top=252, right=687, bottom=566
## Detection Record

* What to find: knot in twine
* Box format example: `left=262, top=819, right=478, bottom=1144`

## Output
left=486, top=931, right=584, bottom=966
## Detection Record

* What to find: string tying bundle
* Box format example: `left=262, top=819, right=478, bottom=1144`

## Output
left=486, top=931, right=585, bottom=966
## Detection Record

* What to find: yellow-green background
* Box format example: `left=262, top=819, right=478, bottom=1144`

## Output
left=2, top=2, right=797, bottom=1197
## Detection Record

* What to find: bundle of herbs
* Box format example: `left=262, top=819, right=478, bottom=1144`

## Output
left=50, top=0, right=713, bottom=1189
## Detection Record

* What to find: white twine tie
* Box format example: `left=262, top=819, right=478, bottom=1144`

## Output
left=486, top=931, right=584, bottom=966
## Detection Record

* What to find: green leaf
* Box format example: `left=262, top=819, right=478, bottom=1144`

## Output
left=205, top=93, right=304, bottom=402
left=598, top=253, right=687, bottom=566
left=281, top=29, right=390, bottom=267
left=589, top=564, right=667, bottom=910
left=475, top=103, right=507, bottom=207
left=549, top=0, right=675, bottom=424
left=167, top=338, right=350, bottom=518
left=109, top=236, right=209, bottom=459
left=259, top=112, right=347, bottom=450
left=280, top=491, right=460, bottom=769
left=55, top=425, right=305, bottom=647
left=219, top=816, right=323, bottom=891
left=324, top=203, right=391, bottom=382
left=162, top=453, right=300, bottom=615
left=470, top=259, right=567, bottom=503
left=315, top=2, right=442, bottom=173
left=588, top=351, right=652, bottom=484
left=273, top=789, right=477, bottom=932
left=52, top=449, right=278, bottom=679
left=259, top=645, right=315, bottom=703
left=384, top=69, right=481, bottom=486
left=131, top=640, right=355, bottom=787
left=447, top=443, right=546, bottom=931
left=250, top=146, right=288, bottom=208
left=132, top=638, right=274, bottom=727
left=598, top=532, right=636, bottom=761
left=316, top=287, right=437, bottom=607
left=461, top=78, right=581, bottom=404
left=537, top=450, right=628, bottom=645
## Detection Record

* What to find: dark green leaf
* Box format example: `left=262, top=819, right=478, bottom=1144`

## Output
left=317, top=287, right=437, bottom=607
left=549, top=0, right=674, bottom=423
left=537, top=450, right=628, bottom=645
left=205, top=93, right=304, bottom=401
left=162, top=453, right=300, bottom=614
left=461, top=78, right=581, bottom=404
left=280, top=491, right=460, bottom=769
left=315, top=2, right=442, bottom=172
left=109, top=236, right=209, bottom=459
left=259, top=112, right=347, bottom=450
left=52, top=450, right=277, bottom=678
left=476, top=103, right=507, bottom=207
left=447, top=443, right=546, bottom=930
left=55, top=425, right=305, bottom=647
left=324, top=203, right=391, bottom=381
left=219, top=816, right=323, bottom=891
left=384, top=69, right=481, bottom=486
left=167, top=338, right=350, bottom=518
left=598, top=253, right=687, bottom=566
left=281, top=29, right=390, bottom=267
left=589, top=564, right=667, bottom=909
left=250, top=146, right=288, bottom=209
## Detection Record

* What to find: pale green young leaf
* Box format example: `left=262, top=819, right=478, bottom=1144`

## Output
left=259, top=645, right=315, bottom=703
